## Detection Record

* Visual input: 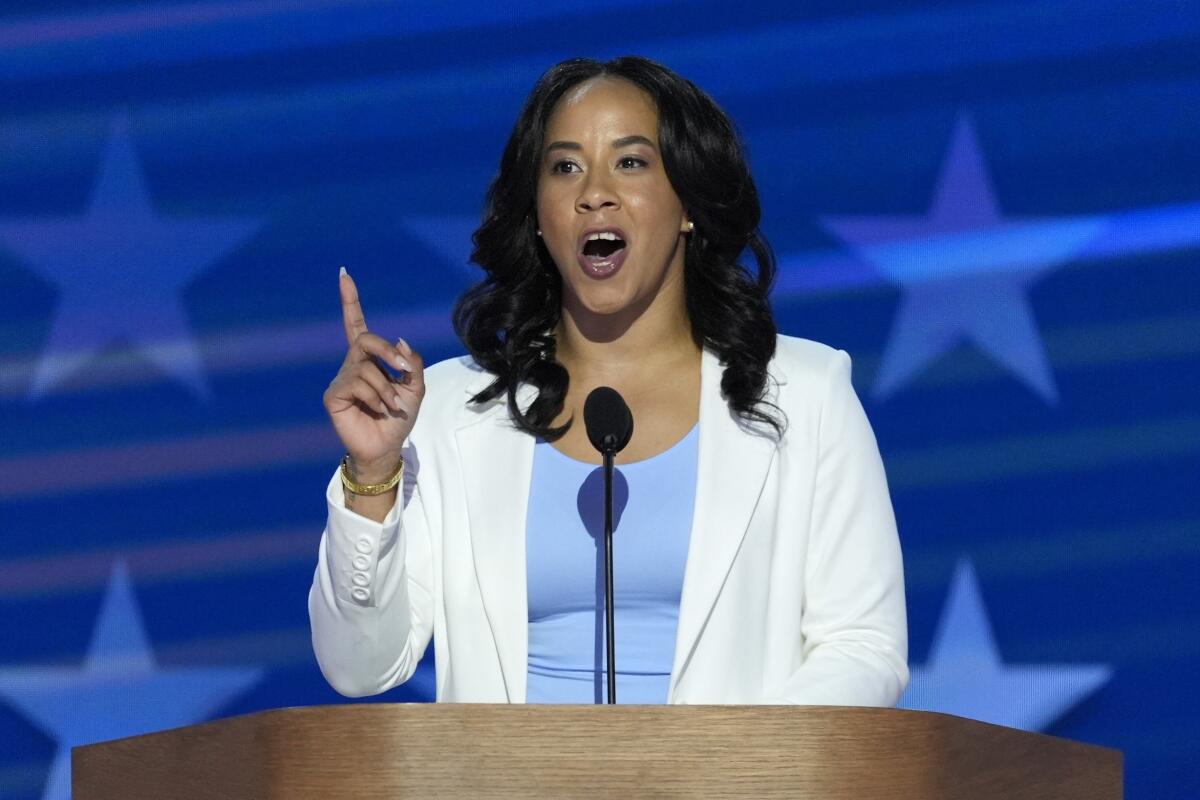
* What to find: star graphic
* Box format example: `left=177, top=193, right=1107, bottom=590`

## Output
left=820, top=115, right=1107, bottom=403
left=0, top=114, right=263, bottom=400
left=899, top=559, right=1112, bottom=731
left=0, top=562, right=264, bottom=800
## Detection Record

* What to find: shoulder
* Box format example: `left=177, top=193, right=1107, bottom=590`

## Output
left=423, top=353, right=488, bottom=390
left=764, top=334, right=862, bottom=438
left=411, top=353, right=499, bottom=436
left=769, top=333, right=852, bottom=389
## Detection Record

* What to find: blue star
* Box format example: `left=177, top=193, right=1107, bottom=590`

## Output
left=0, top=114, right=263, bottom=400
left=820, top=115, right=1108, bottom=402
left=0, top=562, right=263, bottom=800
left=899, top=559, right=1112, bottom=731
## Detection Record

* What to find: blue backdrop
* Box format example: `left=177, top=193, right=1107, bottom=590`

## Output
left=1, top=1, right=1198, bottom=798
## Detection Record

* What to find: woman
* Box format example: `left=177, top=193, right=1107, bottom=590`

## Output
left=309, top=56, right=907, bottom=705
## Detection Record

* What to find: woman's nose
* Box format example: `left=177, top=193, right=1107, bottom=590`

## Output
left=576, top=172, right=619, bottom=212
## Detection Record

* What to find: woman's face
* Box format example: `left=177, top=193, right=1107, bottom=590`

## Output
left=535, top=77, right=690, bottom=322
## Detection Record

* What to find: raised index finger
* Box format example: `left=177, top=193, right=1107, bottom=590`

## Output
left=339, top=267, right=368, bottom=346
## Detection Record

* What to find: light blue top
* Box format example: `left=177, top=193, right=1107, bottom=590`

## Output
left=525, top=425, right=699, bottom=704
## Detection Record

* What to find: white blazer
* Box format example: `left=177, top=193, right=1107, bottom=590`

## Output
left=309, top=335, right=908, bottom=705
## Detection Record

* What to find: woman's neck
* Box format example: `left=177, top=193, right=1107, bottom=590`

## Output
left=554, top=280, right=699, bottom=381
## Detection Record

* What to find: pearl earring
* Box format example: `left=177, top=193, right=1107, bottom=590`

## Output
left=687, top=221, right=695, bottom=233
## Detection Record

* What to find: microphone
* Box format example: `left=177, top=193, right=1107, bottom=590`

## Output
left=584, top=387, right=634, bottom=455
left=583, top=387, right=633, bottom=705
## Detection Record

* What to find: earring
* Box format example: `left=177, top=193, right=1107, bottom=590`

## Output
left=686, top=221, right=695, bottom=233
left=536, top=229, right=542, bottom=236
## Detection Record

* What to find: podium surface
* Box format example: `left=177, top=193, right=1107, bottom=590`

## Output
left=73, top=704, right=1121, bottom=799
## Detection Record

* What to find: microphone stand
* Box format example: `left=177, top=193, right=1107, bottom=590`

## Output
left=584, top=386, right=630, bottom=707
left=602, top=444, right=617, bottom=705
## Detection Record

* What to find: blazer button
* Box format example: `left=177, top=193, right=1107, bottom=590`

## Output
left=354, top=537, right=373, bottom=555
left=352, top=572, right=370, bottom=588
left=351, top=587, right=370, bottom=604
left=352, top=554, right=370, bottom=570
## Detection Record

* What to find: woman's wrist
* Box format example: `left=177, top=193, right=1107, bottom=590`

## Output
left=345, top=453, right=402, bottom=486
left=340, top=454, right=401, bottom=521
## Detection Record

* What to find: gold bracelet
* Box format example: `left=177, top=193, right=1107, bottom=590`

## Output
left=340, top=454, right=403, bottom=496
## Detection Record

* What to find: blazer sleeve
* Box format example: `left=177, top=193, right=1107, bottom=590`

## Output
left=308, top=446, right=435, bottom=697
left=776, top=349, right=909, bottom=706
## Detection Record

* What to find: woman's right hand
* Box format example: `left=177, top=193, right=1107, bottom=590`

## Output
left=323, top=268, right=426, bottom=481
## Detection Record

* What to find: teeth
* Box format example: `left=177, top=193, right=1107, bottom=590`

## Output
left=586, top=231, right=622, bottom=241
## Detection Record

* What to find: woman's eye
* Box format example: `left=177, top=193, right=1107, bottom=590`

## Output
left=550, top=161, right=580, bottom=174
left=618, top=156, right=647, bottom=169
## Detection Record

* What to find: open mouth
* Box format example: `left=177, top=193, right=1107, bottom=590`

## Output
left=577, top=229, right=629, bottom=277
left=582, top=232, right=626, bottom=259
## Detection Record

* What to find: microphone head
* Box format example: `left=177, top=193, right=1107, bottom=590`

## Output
left=583, top=386, right=634, bottom=455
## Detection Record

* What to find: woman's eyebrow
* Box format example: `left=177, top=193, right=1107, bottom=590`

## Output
left=544, top=140, right=581, bottom=155
left=611, top=134, right=656, bottom=150
left=543, top=135, right=657, bottom=156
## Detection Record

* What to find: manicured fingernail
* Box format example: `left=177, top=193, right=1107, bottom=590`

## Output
left=393, top=394, right=402, bottom=407
left=339, top=265, right=347, bottom=277
left=397, top=337, right=408, bottom=351
left=395, top=355, right=411, bottom=371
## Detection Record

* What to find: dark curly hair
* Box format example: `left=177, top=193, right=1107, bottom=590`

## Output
left=453, top=55, right=782, bottom=439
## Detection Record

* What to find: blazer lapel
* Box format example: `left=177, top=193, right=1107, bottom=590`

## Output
left=455, top=385, right=535, bottom=703
left=669, top=348, right=779, bottom=697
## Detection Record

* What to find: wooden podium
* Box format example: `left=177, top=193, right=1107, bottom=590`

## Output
left=72, top=704, right=1121, bottom=798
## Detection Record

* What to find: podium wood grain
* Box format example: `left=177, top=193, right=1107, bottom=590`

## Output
left=73, top=704, right=1122, bottom=799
